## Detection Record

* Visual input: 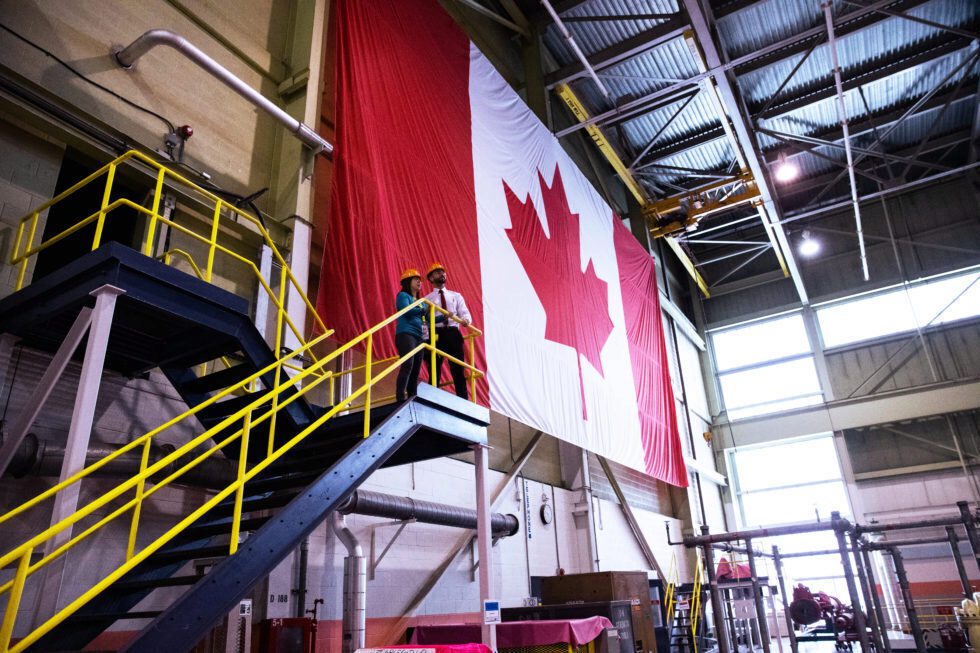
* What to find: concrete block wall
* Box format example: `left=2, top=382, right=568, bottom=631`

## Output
left=0, top=115, right=64, bottom=297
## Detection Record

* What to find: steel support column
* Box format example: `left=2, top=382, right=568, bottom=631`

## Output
left=861, top=545, right=892, bottom=653
left=946, top=526, right=973, bottom=597
left=701, top=525, right=731, bottom=653
left=32, top=285, right=124, bottom=627
left=833, top=513, right=871, bottom=653
left=0, top=307, right=93, bottom=476
left=772, top=547, right=799, bottom=653
left=889, top=546, right=926, bottom=653
left=474, top=443, right=496, bottom=650
left=957, top=500, right=980, bottom=573
left=850, top=532, right=885, bottom=653
left=745, top=538, right=771, bottom=653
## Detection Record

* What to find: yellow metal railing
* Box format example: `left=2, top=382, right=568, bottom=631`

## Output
left=0, top=151, right=486, bottom=651
left=9, top=150, right=326, bottom=371
left=0, top=296, right=484, bottom=652
left=691, top=551, right=704, bottom=653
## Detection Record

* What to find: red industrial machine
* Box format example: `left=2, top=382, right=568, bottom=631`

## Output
left=789, top=584, right=856, bottom=633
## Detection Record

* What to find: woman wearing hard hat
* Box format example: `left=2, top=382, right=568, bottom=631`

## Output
left=395, top=269, right=425, bottom=401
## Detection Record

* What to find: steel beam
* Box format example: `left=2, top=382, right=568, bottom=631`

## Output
left=823, top=0, right=868, bottom=280
left=782, top=160, right=980, bottom=224
left=544, top=17, right=690, bottom=88
left=762, top=88, right=977, bottom=165
left=681, top=0, right=807, bottom=303
left=0, top=307, right=93, bottom=476
left=756, top=35, right=972, bottom=119
left=842, top=0, right=979, bottom=40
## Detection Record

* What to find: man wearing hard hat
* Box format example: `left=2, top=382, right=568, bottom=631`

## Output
left=424, top=263, right=471, bottom=399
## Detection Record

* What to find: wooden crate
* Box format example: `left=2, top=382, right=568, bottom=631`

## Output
left=540, top=572, right=658, bottom=653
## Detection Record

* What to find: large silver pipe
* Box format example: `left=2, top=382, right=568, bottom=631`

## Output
left=113, top=29, right=333, bottom=157
left=339, top=489, right=519, bottom=537
left=822, top=2, right=868, bottom=280
left=332, top=513, right=366, bottom=653
left=3, top=433, right=237, bottom=487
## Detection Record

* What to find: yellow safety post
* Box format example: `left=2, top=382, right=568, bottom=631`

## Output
left=92, top=163, right=116, bottom=250
left=0, top=548, right=31, bottom=650
left=468, top=332, right=476, bottom=399
left=229, top=410, right=252, bottom=554
left=429, top=303, right=438, bottom=385
left=143, top=167, right=167, bottom=256
left=691, top=551, right=704, bottom=653
left=363, top=334, right=373, bottom=439
left=126, top=438, right=154, bottom=560
left=204, top=202, right=221, bottom=282
left=14, top=212, right=38, bottom=290
left=269, top=274, right=288, bottom=455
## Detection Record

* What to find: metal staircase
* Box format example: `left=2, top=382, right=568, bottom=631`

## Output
left=0, top=151, right=487, bottom=652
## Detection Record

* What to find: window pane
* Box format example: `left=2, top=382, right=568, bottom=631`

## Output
left=817, top=291, right=917, bottom=347
left=906, top=271, right=980, bottom=327
left=728, top=394, right=822, bottom=420
left=712, top=314, right=810, bottom=371
left=719, top=357, right=821, bottom=412
left=741, top=481, right=849, bottom=527
left=817, top=269, right=980, bottom=348
left=735, top=437, right=841, bottom=491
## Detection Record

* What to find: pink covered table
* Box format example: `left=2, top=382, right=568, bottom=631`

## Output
left=409, top=616, right=614, bottom=648
left=357, top=645, right=491, bottom=653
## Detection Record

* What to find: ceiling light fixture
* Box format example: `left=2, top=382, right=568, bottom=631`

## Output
left=774, top=152, right=799, bottom=183
left=799, top=229, right=820, bottom=257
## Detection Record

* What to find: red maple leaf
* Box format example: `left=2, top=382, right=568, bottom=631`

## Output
left=504, top=165, right=614, bottom=420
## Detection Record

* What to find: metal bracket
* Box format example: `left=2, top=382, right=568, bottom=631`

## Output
left=369, top=518, right=414, bottom=580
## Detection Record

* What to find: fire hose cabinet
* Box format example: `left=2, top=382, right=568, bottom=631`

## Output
left=540, top=572, right=658, bottom=653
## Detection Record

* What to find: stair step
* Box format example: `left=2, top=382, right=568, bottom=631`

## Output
left=246, top=470, right=325, bottom=494
left=182, top=362, right=257, bottom=395
left=112, top=575, right=203, bottom=592
left=181, top=516, right=269, bottom=540
left=66, top=610, right=162, bottom=623
left=207, top=489, right=299, bottom=518
left=152, top=544, right=230, bottom=564
left=197, top=394, right=263, bottom=423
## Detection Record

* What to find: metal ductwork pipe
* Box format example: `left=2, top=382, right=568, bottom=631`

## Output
left=113, top=29, right=333, bottom=157
left=332, top=513, right=366, bottom=653
left=339, top=489, right=520, bottom=537
left=2, top=433, right=237, bottom=487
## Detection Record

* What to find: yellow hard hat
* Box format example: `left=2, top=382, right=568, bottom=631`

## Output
left=426, top=262, right=446, bottom=277
left=400, top=268, right=421, bottom=282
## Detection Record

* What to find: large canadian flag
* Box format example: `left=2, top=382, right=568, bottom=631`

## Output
left=318, top=0, right=687, bottom=486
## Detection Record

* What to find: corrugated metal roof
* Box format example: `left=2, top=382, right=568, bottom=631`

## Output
left=570, top=36, right=699, bottom=110
left=735, top=1, right=980, bottom=107
left=715, top=0, right=842, bottom=60
left=640, top=138, right=737, bottom=185
left=529, top=0, right=980, bottom=287
left=622, top=90, right=720, bottom=159
left=758, top=48, right=977, bottom=138
left=543, top=0, right=681, bottom=63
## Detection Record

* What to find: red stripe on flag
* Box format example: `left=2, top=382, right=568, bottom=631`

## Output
left=317, top=0, right=486, bottom=403
left=612, top=219, right=688, bottom=487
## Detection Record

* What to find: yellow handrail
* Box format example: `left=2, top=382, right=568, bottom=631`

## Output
left=0, top=296, right=484, bottom=652
left=0, top=150, right=488, bottom=651
left=8, top=150, right=328, bottom=365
